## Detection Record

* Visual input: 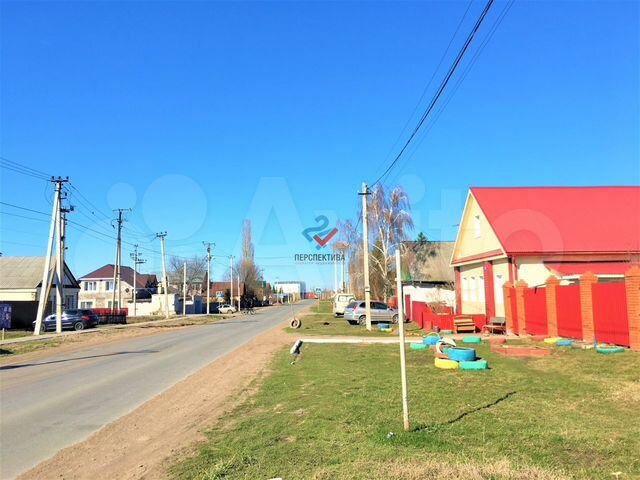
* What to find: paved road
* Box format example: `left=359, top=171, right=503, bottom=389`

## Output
left=0, top=301, right=309, bottom=479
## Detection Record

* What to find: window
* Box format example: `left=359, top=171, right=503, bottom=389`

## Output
left=105, top=280, right=114, bottom=291
left=470, top=277, right=477, bottom=301
left=65, top=295, right=76, bottom=309
left=84, top=281, right=97, bottom=291
left=494, top=274, right=504, bottom=304
left=462, top=277, right=468, bottom=301
left=478, top=276, right=485, bottom=303
left=81, top=301, right=94, bottom=308
left=107, top=301, right=119, bottom=308
left=473, top=215, right=481, bottom=238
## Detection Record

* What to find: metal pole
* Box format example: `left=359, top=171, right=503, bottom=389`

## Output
left=183, top=261, right=187, bottom=316
left=361, top=182, right=372, bottom=330
left=34, top=181, right=59, bottom=335
left=395, top=248, right=409, bottom=431
left=157, top=232, right=169, bottom=319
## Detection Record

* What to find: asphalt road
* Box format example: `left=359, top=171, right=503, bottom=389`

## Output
left=0, top=301, right=310, bottom=479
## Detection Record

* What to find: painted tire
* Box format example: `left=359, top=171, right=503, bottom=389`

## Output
left=459, top=359, right=488, bottom=370
left=290, top=318, right=301, bottom=329
left=447, top=347, right=476, bottom=362
left=462, top=336, right=482, bottom=344
left=571, top=342, right=594, bottom=350
left=423, top=335, right=441, bottom=346
left=487, top=337, right=506, bottom=344
left=441, top=330, right=453, bottom=335
left=435, top=352, right=449, bottom=359
left=555, top=339, right=575, bottom=346
left=596, top=345, right=625, bottom=354
left=434, top=358, right=459, bottom=369
left=378, top=323, right=390, bottom=329
left=436, top=338, right=457, bottom=354
left=543, top=337, right=563, bottom=344
left=410, top=343, right=427, bottom=350
left=380, top=328, right=393, bottom=333
left=442, top=347, right=451, bottom=355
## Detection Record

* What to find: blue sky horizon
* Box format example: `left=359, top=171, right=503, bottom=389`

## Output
left=1, top=0, right=638, bottom=289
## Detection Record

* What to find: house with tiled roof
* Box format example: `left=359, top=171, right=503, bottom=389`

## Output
left=0, top=256, right=80, bottom=328
left=450, top=186, right=640, bottom=319
left=78, top=264, right=158, bottom=309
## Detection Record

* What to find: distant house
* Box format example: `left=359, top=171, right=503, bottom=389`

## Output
left=0, top=256, right=80, bottom=329
left=401, top=241, right=455, bottom=306
left=78, top=264, right=158, bottom=309
left=207, top=281, right=245, bottom=302
left=450, top=186, right=640, bottom=319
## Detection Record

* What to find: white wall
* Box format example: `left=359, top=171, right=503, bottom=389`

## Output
left=403, top=285, right=455, bottom=307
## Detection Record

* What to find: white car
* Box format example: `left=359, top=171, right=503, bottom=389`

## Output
left=219, top=304, right=237, bottom=314
left=333, top=293, right=355, bottom=316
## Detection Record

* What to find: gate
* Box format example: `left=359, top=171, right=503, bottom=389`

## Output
left=592, top=282, right=629, bottom=346
left=555, top=284, right=582, bottom=339
left=524, top=288, right=547, bottom=335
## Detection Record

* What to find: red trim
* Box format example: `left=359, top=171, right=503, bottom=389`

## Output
left=454, top=267, right=462, bottom=314
left=451, top=249, right=504, bottom=265
left=484, top=261, right=495, bottom=319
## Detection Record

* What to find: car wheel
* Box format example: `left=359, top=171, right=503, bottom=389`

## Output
left=392, top=314, right=399, bottom=324
left=358, top=315, right=366, bottom=326
left=347, top=320, right=357, bottom=326
left=74, top=321, right=85, bottom=331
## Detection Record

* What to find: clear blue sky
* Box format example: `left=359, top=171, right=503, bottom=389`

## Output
left=1, top=0, right=638, bottom=289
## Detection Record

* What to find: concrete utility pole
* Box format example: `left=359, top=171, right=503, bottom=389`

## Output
left=359, top=182, right=373, bottom=330
left=111, top=208, right=130, bottom=314
left=395, top=248, right=409, bottom=431
left=156, top=232, right=169, bottom=319
left=183, top=261, right=187, bottom=316
left=237, top=271, right=241, bottom=312
left=229, top=256, right=233, bottom=308
left=130, top=245, right=145, bottom=317
left=203, top=242, right=214, bottom=315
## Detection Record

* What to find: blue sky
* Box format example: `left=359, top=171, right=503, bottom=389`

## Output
left=1, top=0, right=638, bottom=289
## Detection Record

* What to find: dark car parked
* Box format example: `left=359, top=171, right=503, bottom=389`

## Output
left=33, top=309, right=100, bottom=332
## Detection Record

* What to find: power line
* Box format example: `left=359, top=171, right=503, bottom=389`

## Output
left=0, top=201, right=50, bottom=217
left=0, top=157, right=52, bottom=181
left=371, top=0, right=495, bottom=187
left=67, top=182, right=112, bottom=222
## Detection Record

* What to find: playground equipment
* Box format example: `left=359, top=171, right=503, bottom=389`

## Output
left=447, top=347, right=477, bottom=362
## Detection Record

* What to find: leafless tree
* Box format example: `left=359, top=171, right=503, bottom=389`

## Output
left=168, top=255, right=207, bottom=294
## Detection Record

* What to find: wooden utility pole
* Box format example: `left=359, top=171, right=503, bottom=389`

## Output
left=203, top=242, right=214, bottom=315
left=130, top=245, right=145, bottom=317
left=359, top=182, right=372, bottom=330
left=156, top=232, right=169, bottom=319
left=395, top=248, right=409, bottom=431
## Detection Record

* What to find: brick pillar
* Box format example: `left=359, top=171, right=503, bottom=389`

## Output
left=579, top=272, right=597, bottom=342
left=503, top=281, right=514, bottom=333
left=515, top=280, right=528, bottom=336
left=545, top=276, right=559, bottom=337
left=484, top=261, right=496, bottom=319
left=625, top=266, right=640, bottom=350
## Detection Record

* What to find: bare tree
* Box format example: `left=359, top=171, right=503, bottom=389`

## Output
left=168, top=255, right=207, bottom=294
left=235, top=220, right=265, bottom=299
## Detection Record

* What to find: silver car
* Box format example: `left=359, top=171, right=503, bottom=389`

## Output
left=343, top=300, right=403, bottom=326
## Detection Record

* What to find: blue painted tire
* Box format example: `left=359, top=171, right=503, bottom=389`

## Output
left=447, top=347, right=476, bottom=362
left=596, top=344, right=625, bottom=354
left=423, top=335, right=440, bottom=346
left=378, top=323, right=390, bottom=330
left=410, top=343, right=427, bottom=350
left=459, top=359, right=488, bottom=370
left=555, top=339, right=575, bottom=346
left=462, top=336, right=482, bottom=344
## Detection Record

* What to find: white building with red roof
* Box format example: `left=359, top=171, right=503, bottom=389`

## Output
left=78, top=264, right=158, bottom=309
left=450, top=186, right=640, bottom=319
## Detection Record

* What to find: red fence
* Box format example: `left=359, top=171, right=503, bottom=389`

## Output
left=503, top=266, right=639, bottom=349
left=592, top=282, right=629, bottom=346
left=556, top=284, right=581, bottom=339
left=524, top=288, right=548, bottom=335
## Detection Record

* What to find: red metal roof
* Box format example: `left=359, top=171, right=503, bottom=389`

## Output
left=544, top=262, right=637, bottom=276
left=81, top=264, right=158, bottom=288
left=471, top=186, right=640, bottom=254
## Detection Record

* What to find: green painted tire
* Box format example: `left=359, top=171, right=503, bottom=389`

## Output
left=596, top=344, right=625, bottom=354
left=462, top=336, right=482, bottom=344
left=459, top=359, right=488, bottom=370
left=441, top=330, right=453, bottom=335
left=410, top=343, right=427, bottom=350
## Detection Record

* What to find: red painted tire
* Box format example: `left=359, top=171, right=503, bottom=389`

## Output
left=487, top=337, right=506, bottom=344
left=435, top=352, right=449, bottom=359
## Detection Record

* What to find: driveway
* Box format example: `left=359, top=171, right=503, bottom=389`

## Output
left=0, top=301, right=309, bottom=479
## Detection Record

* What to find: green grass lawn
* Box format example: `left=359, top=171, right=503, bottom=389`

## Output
left=286, top=300, right=424, bottom=337
left=171, top=341, right=640, bottom=480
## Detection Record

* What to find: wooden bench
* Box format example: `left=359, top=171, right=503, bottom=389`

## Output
left=482, top=316, right=507, bottom=335
left=454, top=317, right=476, bottom=333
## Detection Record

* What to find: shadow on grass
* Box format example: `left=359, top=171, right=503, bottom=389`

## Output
left=411, top=391, right=517, bottom=433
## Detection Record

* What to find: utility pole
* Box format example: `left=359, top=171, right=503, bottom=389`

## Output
left=130, top=245, right=146, bottom=317
left=395, top=248, right=409, bottom=431
left=156, top=232, right=169, bottom=319
left=183, top=261, right=187, bottom=316
left=111, top=208, right=130, bottom=314
left=359, top=182, right=372, bottom=330
left=229, top=256, right=233, bottom=308
left=35, top=177, right=69, bottom=335
left=237, top=271, right=241, bottom=312
left=203, top=242, right=214, bottom=315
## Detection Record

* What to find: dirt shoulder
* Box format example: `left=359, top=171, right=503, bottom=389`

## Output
left=18, top=321, right=299, bottom=480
